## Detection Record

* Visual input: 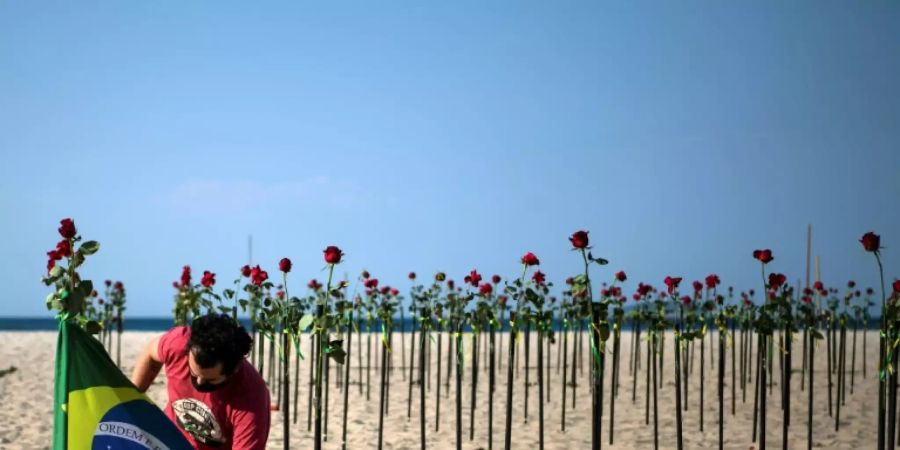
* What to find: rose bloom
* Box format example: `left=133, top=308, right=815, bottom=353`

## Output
left=893, top=279, right=900, bottom=294
left=279, top=258, right=292, bottom=273
left=362, top=270, right=370, bottom=279
left=769, top=273, right=786, bottom=291
left=705, top=274, right=720, bottom=289
left=860, top=232, right=880, bottom=252
left=479, top=283, right=493, bottom=296
left=615, top=271, right=627, bottom=282
left=408, top=272, right=416, bottom=280
left=241, top=265, right=252, bottom=277
left=323, top=246, right=343, bottom=264
left=308, top=279, right=322, bottom=290
left=681, top=296, right=691, bottom=306
left=664, top=276, right=682, bottom=294
left=569, top=230, right=589, bottom=249
left=521, top=252, right=540, bottom=266
left=847, top=280, right=856, bottom=289
left=753, top=249, right=774, bottom=264
left=58, top=218, right=77, bottom=239
left=492, top=274, right=501, bottom=284
left=693, top=281, right=703, bottom=293
left=465, top=269, right=482, bottom=287
left=181, top=266, right=192, bottom=287
left=390, top=288, right=399, bottom=296
left=201, top=271, right=216, bottom=288
left=364, top=278, right=379, bottom=289
left=250, top=265, right=268, bottom=286
left=532, top=270, right=546, bottom=285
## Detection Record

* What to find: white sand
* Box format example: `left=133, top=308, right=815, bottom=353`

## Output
left=0, top=329, right=882, bottom=449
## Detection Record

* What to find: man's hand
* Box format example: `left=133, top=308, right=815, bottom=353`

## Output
left=131, top=335, right=163, bottom=392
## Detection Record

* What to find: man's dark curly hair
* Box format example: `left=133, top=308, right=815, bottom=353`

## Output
left=187, top=313, right=253, bottom=375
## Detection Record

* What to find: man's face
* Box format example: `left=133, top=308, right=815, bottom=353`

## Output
left=188, top=350, right=228, bottom=392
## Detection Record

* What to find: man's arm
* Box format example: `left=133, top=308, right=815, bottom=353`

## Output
left=131, top=335, right=163, bottom=392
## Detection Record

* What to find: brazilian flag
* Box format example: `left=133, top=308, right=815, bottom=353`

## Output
left=53, top=319, right=192, bottom=450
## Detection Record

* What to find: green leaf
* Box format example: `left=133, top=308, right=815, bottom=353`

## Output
left=43, top=266, right=64, bottom=286
left=79, top=241, right=100, bottom=255
left=298, top=314, right=314, bottom=332
left=592, top=257, right=609, bottom=265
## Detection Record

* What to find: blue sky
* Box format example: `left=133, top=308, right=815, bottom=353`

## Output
left=1, top=1, right=898, bottom=316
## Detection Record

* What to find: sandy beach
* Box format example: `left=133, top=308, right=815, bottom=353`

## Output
left=0, top=329, right=881, bottom=449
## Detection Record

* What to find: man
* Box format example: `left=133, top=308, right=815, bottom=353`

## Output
left=131, top=313, right=270, bottom=449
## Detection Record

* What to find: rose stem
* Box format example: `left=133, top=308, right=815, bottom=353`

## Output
left=435, top=329, right=442, bottom=432
left=341, top=310, right=352, bottom=450
left=419, top=306, right=427, bottom=450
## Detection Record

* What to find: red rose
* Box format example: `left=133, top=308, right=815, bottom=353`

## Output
left=492, top=274, right=501, bottom=284
left=55, top=240, right=73, bottom=257
left=860, top=232, right=881, bottom=252
left=241, top=265, right=251, bottom=277
left=391, top=288, right=399, bottom=296
left=46, top=258, right=56, bottom=272
left=813, top=281, right=823, bottom=291
left=498, top=295, right=508, bottom=307
left=276, top=290, right=285, bottom=300
left=364, top=278, right=378, bottom=289
left=58, top=218, right=77, bottom=239
left=532, top=270, right=546, bottom=285
left=664, top=276, right=682, bottom=294
left=681, top=296, right=691, bottom=306
left=615, top=271, right=627, bottom=282
left=601, top=288, right=609, bottom=297
left=692, top=281, right=703, bottom=292
left=447, top=279, right=455, bottom=290
left=753, top=249, right=774, bottom=264
left=47, top=248, right=63, bottom=261
left=768, top=273, right=786, bottom=291
left=705, top=274, right=720, bottom=289
left=308, top=279, right=322, bottom=290
left=278, top=258, right=292, bottom=273
left=98, top=299, right=105, bottom=306
left=893, top=279, right=900, bottom=294
left=569, top=230, right=589, bottom=249
left=465, top=269, right=482, bottom=287
left=802, top=296, right=812, bottom=304
left=479, top=283, right=493, bottom=296
left=380, top=286, right=390, bottom=295
left=521, top=252, right=540, bottom=266
left=323, top=246, right=343, bottom=264
left=637, top=283, right=652, bottom=297
left=114, top=281, right=123, bottom=290
left=250, top=265, right=268, bottom=286
left=565, top=277, right=574, bottom=285
left=180, top=265, right=191, bottom=287
left=408, top=272, right=416, bottom=280
left=632, top=294, right=641, bottom=301
left=847, top=280, right=856, bottom=289
left=201, top=270, right=216, bottom=288
left=362, top=270, right=370, bottom=279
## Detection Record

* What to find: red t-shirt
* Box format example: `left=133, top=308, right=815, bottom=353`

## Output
left=157, top=326, right=270, bottom=450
